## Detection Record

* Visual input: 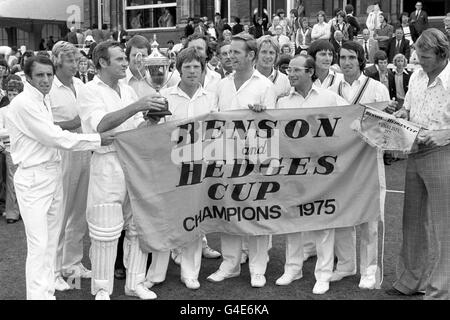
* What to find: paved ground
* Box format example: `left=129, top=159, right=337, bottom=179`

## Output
left=0, top=160, right=422, bottom=300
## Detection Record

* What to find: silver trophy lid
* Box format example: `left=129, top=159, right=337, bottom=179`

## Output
left=143, top=34, right=170, bottom=67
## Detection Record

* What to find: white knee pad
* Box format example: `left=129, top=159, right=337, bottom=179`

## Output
left=87, top=204, right=124, bottom=241
left=87, top=204, right=124, bottom=295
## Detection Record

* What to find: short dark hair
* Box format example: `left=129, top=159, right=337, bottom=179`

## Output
left=399, top=12, right=409, bottom=21
left=235, top=17, right=241, bottom=24
left=93, top=41, right=122, bottom=70
left=125, top=35, right=151, bottom=60
left=186, top=33, right=213, bottom=60
left=231, top=33, right=257, bottom=57
left=276, top=54, right=292, bottom=68
left=345, top=4, right=354, bottom=14
left=374, top=50, right=388, bottom=64
left=176, top=47, right=206, bottom=75
left=307, top=39, right=336, bottom=61
left=24, top=55, right=55, bottom=78
left=216, top=41, right=230, bottom=54
left=167, top=40, right=174, bottom=45
left=340, top=41, right=366, bottom=71
left=302, top=55, right=318, bottom=82
left=316, top=11, right=327, bottom=23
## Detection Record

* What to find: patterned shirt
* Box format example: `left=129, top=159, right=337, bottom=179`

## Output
left=404, top=61, right=450, bottom=130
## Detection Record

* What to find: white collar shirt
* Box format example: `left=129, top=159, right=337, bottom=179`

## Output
left=329, top=73, right=390, bottom=104
left=160, top=84, right=217, bottom=121
left=204, top=67, right=221, bottom=93
left=216, top=69, right=277, bottom=111
left=276, top=85, right=348, bottom=109
left=124, top=67, right=157, bottom=98
left=404, top=62, right=450, bottom=130
left=313, top=69, right=344, bottom=89
left=266, top=68, right=291, bottom=98
left=7, top=82, right=100, bottom=167
left=49, top=76, right=84, bottom=124
left=78, top=76, right=143, bottom=152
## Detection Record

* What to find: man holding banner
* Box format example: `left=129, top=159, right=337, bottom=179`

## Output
left=207, top=33, right=277, bottom=288
left=392, top=29, right=450, bottom=300
left=329, top=41, right=395, bottom=290
left=146, top=47, right=218, bottom=290
left=275, top=54, right=347, bottom=294
left=77, top=41, right=168, bottom=300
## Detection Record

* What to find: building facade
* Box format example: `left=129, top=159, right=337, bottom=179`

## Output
left=0, top=0, right=84, bottom=50
left=82, top=0, right=448, bottom=46
left=1, top=0, right=448, bottom=49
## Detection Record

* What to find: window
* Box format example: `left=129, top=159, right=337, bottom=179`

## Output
left=41, top=24, right=62, bottom=44
left=0, top=28, right=7, bottom=46
left=16, top=28, right=30, bottom=50
left=124, top=0, right=177, bottom=31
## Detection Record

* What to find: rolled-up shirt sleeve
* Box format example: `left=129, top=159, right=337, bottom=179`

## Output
left=13, top=98, right=100, bottom=151
left=77, top=85, right=108, bottom=134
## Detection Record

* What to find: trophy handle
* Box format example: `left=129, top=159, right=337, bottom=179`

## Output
left=134, top=52, right=148, bottom=81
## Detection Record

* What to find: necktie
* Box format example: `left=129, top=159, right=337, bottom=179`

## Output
left=364, top=41, right=369, bottom=60
left=416, top=10, right=420, bottom=18
left=82, top=74, right=86, bottom=83
left=396, top=40, right=401, bottom=51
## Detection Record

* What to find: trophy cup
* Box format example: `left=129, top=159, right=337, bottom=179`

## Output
left=136, top=34, right=173, bottom=118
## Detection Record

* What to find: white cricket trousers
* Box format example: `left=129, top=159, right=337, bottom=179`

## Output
left=282, top=230, right=335, bottom=281
left=219, top=234, right=270, bottom=276
left=55, top=150, right=91, bottom=277
left=146, top=238, right=203, bottom=282
left=334, top=221, right=378, bottom=276
left=14, top=161, right=63, bottom=300
left=87, top=152, right=148, bottom=295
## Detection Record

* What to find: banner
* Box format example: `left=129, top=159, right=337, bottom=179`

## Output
left=114, top=106, right=385, bottom=252
left=352, top=105, right=421, bottom=153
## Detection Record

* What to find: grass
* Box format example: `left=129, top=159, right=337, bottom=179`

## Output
left=0, top=160, right=421, bottom=300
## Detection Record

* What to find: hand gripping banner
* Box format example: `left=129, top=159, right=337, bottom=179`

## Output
left=114, top=106, right=385, bottom=252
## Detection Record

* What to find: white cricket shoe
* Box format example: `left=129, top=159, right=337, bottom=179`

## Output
left=251, top=274, right=266, bottom=288
left=275, top=272, right=303, bottom=286
left=359, top=275, right=376, bottom=289
left=181, top=277, right=200, bottom=290
left=95, top=289, right=110, bottom=300
left=202, top=245, right=221, bottom=259
left=312, top=281, right=330, bottom=294
left=55, top=276, right=70, bottom=291
left=207, top=269, right=239, bottom=283
left=125, top=283, right=157, bottom=300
